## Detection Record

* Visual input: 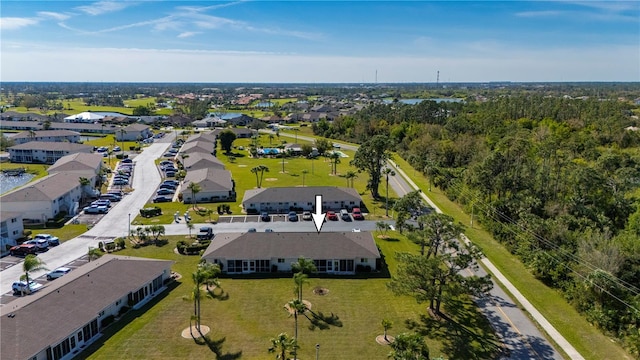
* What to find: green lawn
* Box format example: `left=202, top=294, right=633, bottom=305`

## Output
left=390, top=155, right=631, bottom=360
left=81, top=232, right=500, bottom=360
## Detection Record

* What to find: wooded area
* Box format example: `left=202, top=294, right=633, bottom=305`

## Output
left=315, top=93, right=640, bottom=355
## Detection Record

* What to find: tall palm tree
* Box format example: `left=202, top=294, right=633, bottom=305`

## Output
left=187, top=222, right=195, bottom=238
left=258, top=165, right=270, bottom=188
left=383, top=167, right=396, bottom=217
left=251, top=166, right=261, bottom=188
left=278, top=144, right=286, bottom=173
left=329, top=152, right=341, bottom=175
left=301, top=169, right=308, bottom=187
left=87, top=247, right=102, bottom=262
left=287, top=298, right=308, bottom=360
left=21, top=255, right=47, bottom=296
left=187, top=182, right=202, bottom=209
left=188, top=262, right=221, bottom=337
left=269, top=133, right=275, bottom=145
left=291, top=256, right=317, bottom=301
left=345, top=170, right=358, bottom=187
left=118, top=128, right=127, bottom=154
left=268, top=332, right=297, bottom=360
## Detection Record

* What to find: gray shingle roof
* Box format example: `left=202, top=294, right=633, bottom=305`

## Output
left=8, top=141, right=92, bottom=152
left=47, top=153, right=103, bottom=174
left=181, top=152, right=225, bottom=171
left=180, top=140, right=213, bottom=155
left=242, top=186, right=361, bottom=205
left=12, top=130, right=80, bottom=140
left=181, top=168, right=233, bottom=193
left=0, top=255, right=173, bottom=360
left=202, top=232, right=380, bottom=260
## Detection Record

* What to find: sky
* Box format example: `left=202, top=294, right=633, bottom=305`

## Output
left=1, top=1, right=638, bottom=83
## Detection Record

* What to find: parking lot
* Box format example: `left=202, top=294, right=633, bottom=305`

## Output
left=0, top=254, right=92, bottom=305
left=217, top=214, right=299, bottom=223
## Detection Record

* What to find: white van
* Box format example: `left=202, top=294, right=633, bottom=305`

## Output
left=340, top=209, right=350, bottom=221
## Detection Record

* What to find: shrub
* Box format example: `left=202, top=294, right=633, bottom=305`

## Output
left=115, top=237, right=125, bottom=249
left=118, top=306, right=130, bottom=317
left=98, top=241, right=104, bottom=251
left=101, top=314, right=115, bottom=328
left=115, top=154, right=124, bottom=159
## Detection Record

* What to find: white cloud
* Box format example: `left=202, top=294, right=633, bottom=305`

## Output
left=0, top=17, right=39, bottom=30
left=177, top=31, right=200, bottom=38
left=37, top=11, right=71, bottom=21
left=76, top=1, right=133, bottom=16
left=2, top=44, right=637, bottom=83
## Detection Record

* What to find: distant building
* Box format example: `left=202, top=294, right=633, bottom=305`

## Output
left=11, top=130, right=81, bottom=145
left=8, top=142, right=92, bottom=164
left=115, top=124, right=152, bottom=141
left=0, top=211, right=23, bottom=256
left=64, top=111, right=105, bottom=123
left=181, top=168, right=235, bottom=204
left=242, top=186, right=363, bottom=214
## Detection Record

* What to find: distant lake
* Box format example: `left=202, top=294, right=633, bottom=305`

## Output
left=0, top=172, right=35, bottom=194
left=384, top=98, right=465, bottom=105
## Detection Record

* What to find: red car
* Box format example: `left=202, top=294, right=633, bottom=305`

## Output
left=352, top=207, right=364, bottom=220
left=10, top=244, right=37, bottom=257
left=326, top=211, right=338, bottom=221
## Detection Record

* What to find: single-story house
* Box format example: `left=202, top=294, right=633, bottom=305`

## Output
left=47, top=153, right=104, bottom=188
left=180, top=140, right=214, bottom=156
left=179, top=152, right=225, bottom=172
left=115, top=123, right=153, bottom=141
left=201, top=232, right=380, bottom=275
left=211, top=128, right=256, bottom=139
left=242, top=186, right=363, bottom=214
left=8, top=142, right=93, bottom=164
left=64, top=111, right=105, bottom=123
left=181, top=168, right=235, bottom=204
left=0, top=255, right=174, bottom=360
left=11, top=130, right=81, bottom=145
left=48, top=122, right=117, bottom=134
left=0, top=211, right=23, bottom=256
left=284, top=143, right=303, bottom=154
left=0, top=172, right=85, bottom=223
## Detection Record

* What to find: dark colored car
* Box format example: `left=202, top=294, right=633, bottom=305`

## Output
left=261, top=212, right=270, bottom=222
left=197, top=227, right=214, bottom=240
left=157, top=189, right=175, bottom=196
left=10, top=244, right=37, bottom=257
left=153, top=196, right=172, bottom=203
left=288, top=211, right=298, bottom=222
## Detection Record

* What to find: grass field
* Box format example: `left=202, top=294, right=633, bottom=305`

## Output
left=81, top=232, right=500, bottom=360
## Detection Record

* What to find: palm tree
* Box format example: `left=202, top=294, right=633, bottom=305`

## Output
left=287, top=298, right=308, bottom=360
left=345, top=170, right=358, bottom=187
left=258, top=165, right=270, bottom=188
left=291, top=256, right=317, bottom=301
left=87, top=247, right=102, bottom=262
left=382, top=319, right=393, bottom=342
left=78, top=177, right=91, bottom=205
left=383, top=167, right=396, bottom=217
left=188, top=262, right=221, bottom=337
left=268, top=333, right=297, bottom=360
left=118, top=128, right=127, bottom=154
left=388, top=333, right=430, bottom=360
left=269, top=133, right=275, bottom=145
left=251, top=166, right=261, bottom=188
left=278, top=144, right=286, bottom=173
left=187, top=222, right=195, bottom=238
left=21, top=255, right=47, bottom=296
left=187, top=182, right=202, bottom=209
left=301, top=169, right=309, bottom=187
left=329, top=152, right=341, bottom=175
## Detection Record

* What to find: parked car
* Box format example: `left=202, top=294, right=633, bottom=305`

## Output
left=9, top=244, right=37, bottom=256
left=113, top=146, right=121, bottom=152
left=34, top=234, right=60, bottom=246
left=326, top=211, right=338, bottom=221
left=247, top=228, right=257, bottom=233
left=160, top=183, right=177, bottom=190
left=261, top=212, right=270, bottom=222
left=165, top=171, right=176, bottom=178
left=163, top=180, right=179, bottom=186
left=46, top=267, right=72, bottom=280
left=340, top=209, right=351, bottom=221
left=12, top=280, right=43, bottom=295
left=24, top=239, right=49, bottom=251
left=302, top=211, right=312, bottom=221
left=265, top=228, right=274, bottom=232
left=163, top=153, right=175, bottom=158
left=197, top=227, right=214, bottom=240
left=121, top=158, right=133, bottom=164
left=84, top=205, right=108, bottom=214
left=156, top=189, right=175, bottom=196
left=288, top=211, right=298, bottom=222
left=100, top=193, right=121, bottom=202
left=160, top=160, right=173, bottom=166
left=113, top=180, right=128, bottom=186
left=352, top=207, right=364, bottom=220
left=92, top=199, right=111, bottom=207
left=153, top=196, right=172, bottom=203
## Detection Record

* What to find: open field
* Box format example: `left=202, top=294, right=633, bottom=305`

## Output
left=81, top=233, right=500, bottom=360
left=390, top=155, right=631, bottom=360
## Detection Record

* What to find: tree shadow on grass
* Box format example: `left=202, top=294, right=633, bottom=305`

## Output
left=193, top=335, right=242, bottom=360
left=405, top=299, right=502, bottom=360
left=306, top=310, right=344, bottom=330
left=206, top=287, right=230, bottom=301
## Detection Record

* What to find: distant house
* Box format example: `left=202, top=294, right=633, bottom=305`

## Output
left=11, top=130, right=81, bottom=145
left=0, top=211, right=23, bottom=256
left=201, top=232, right=380, bottom=274
left=48, top=122, right=116, bottom=134
left=181, top=168, right=235, bottom=204
left=115, top=123, right=152, bottom=141
left=179, top=152, right=225, bottom=172
left=185, top=132, right=217, bottom=144
left=180, top=140, right=214, bottom=156
left=8, top=142, right=92, bottom=164
left=0, top=172, right=85, bottom=223
left=242, top=186, right=363, bottom=214
left=0, top=120, right=42, bottom=131
left=211, top=128, right=256, bottom=139
left=0, top=255, right=174, bottom=360
left=47, top=153, right=104, bottom=188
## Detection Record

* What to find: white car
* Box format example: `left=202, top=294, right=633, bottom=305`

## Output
left=12, top=280, right=44, bottom=295
left=34, top=234, right=60, bottom=246
left=47, top=267, right=72, bottom=280
left=24, top=239, right=49, bottom=251
left=302, top=211, right=312, bottom=221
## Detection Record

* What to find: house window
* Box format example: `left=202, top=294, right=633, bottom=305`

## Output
left=278, top=258, right=285, bottom=263
left=11, top=218, right=16, bottom=223
left=77, top=331, right=83, bottom=342
left=361, top=258, right=368, bottom=263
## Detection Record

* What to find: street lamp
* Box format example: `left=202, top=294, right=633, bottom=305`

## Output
left=315, top=343, right=320, bottom=360
left=128, top=213, right=131, bottom=238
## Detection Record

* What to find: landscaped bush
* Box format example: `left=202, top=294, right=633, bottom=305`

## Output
left=118, top=306, right=130, bottom=317
left=115, top=237, right=125, bottom=249
left=140, top=207, right=162, bottom=217
left=100, top=314, right=115, bottom=328
left=356, top=264, right=372, bottom=273
left=176, top=239, right=210, bottom=255
left=115, top=154, right=124, bottom=159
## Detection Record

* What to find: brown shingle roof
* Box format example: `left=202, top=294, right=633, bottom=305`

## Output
left=8, top=141, right=92, bottom=152
left=0, top=172, right=82, bottom=202
left=181, top=168, right=233, bottom=193
left=181, top=152, right=225, bottom=171
left=12, top=130, right=80, bottom=140
left=47, top=153, right=103, bottom=174
left=0, top=255, right=173, bottom=360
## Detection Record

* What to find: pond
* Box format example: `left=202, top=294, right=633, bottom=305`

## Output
left=0, top=172, right=35, bottom=194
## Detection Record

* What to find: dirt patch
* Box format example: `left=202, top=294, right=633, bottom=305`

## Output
left=377, top=235, right=390, bottom=239
left=181, top=325, right=210, bottom=339
left=237, top=164, right=247, bottom=167
left=283, top=300, right=312, bottom=315
left=313, top=287, right=329, bottom=296
left=375, top=335, right=394, bottom=345
left=265, top=178, right=278, bottom=181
